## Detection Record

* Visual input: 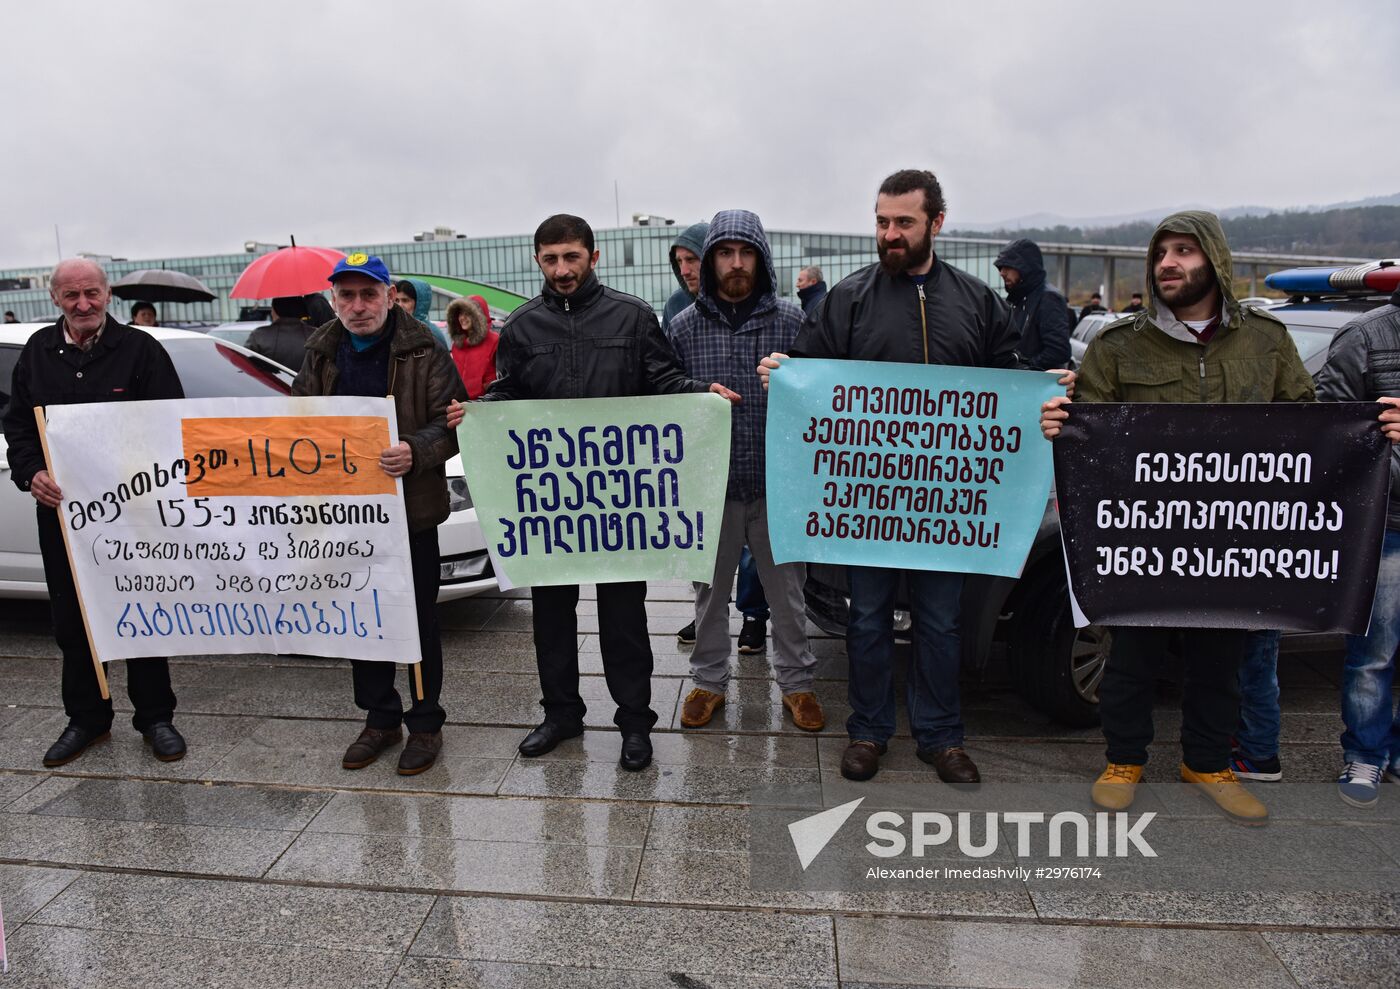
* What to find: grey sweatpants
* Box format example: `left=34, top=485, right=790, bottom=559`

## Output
left=691, top=497, right=816, bottom=695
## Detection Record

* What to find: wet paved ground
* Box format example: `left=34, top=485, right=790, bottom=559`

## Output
left=1, top=581, right=1397, bottom=987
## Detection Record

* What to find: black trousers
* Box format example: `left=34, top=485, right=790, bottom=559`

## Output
left=1099, top=626, right=1248, bottom=773
left=38, top=506, right=176, bottom=733
left=351, top=526, right=446, bottom=734
left=530, top=580, right=656, bottom=734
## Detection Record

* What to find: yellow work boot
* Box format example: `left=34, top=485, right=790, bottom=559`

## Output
left=1181, top=764, right=1268, bottom=826
left=1091, top=763, right=1143, bottom=811
left=679, top=688, right=725, bottom=728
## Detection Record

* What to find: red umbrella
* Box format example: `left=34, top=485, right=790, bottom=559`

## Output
left=229, top=237, right=346, bottom=299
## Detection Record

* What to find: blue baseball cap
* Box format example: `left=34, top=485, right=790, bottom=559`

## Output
left=328, top=252, right=392, bottom=286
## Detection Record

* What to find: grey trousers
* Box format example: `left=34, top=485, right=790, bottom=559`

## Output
left=691, top=497, right=816, bottom=695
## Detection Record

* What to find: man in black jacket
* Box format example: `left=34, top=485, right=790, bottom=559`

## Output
left=482, top=214, right=739, bottom=772
left=994, top=239, right=1071, bottom=370
left=759, top=170, right=1019, bottom=786
left=1315, top=287, right=1400, bottom=808
left=245, top=296, right=317, bottom=371
left=796, top=266, right=828, bottom=315
left=2, top=259, right=186, bottom=767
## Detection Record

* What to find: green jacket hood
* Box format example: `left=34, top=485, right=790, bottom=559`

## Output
left=404, top=278, right=434, bottom=324
left=669, top=222, right=710, bottom=294
left=1147, top=210, right=1239, bottom=330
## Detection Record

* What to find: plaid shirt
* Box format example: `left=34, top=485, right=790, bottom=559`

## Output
left=668, top=210, right=802, bottom=502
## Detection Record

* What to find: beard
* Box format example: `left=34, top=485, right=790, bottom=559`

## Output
left=1155, top=263, right=1215, bottom=310
left=719, top=269, right=755, bottom=300
left=878, top=222, right=933, bottom=275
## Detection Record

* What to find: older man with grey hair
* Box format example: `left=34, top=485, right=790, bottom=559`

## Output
left=796, top=265, right=827, bottom=315
left=2, top=258, right=187, bottom=767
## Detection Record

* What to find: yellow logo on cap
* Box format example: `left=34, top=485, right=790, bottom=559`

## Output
left=346, top=253, right=369, bottom=266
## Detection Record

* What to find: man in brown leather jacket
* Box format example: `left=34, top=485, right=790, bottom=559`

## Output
left=293, top=253, right=466, bottom=775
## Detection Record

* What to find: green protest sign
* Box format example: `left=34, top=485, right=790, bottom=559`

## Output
left=457, top=394, right=731, bottom=587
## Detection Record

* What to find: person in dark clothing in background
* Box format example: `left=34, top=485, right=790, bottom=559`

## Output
left=1122, top=291, right=1146, bottom=314
left=303, top=292, right=335, bottom=326
left=796, top=265, right=828, bottom=315
left=483, top=214, right=740, bottom=773
left=994, top=239, right=1071, bottom=370
left=661, top=222, right=709, bottom=334
left=3, top=311, right=18, bottom=323
left=129, top=301, right=157, bottom=327
left=1079, top=292, right=1107, bottom=321
left=246, top=296, right=317, bottom=371
left=3, top=259, right=187, bottom=768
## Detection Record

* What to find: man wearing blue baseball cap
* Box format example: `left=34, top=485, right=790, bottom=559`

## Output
left=292, top=252, right=467, bottom=775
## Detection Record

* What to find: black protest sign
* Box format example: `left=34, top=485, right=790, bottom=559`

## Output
left=1054, top=403, right=1389, bottom=632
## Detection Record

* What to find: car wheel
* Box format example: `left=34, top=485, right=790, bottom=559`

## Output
left=1008, top=570, right=1106, bottom=728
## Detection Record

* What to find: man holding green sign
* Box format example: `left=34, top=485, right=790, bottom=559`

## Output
left=476, top=214, right=740, bottom=772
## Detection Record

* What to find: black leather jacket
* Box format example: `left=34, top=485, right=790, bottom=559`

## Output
left=482, top=272, right=707, bottom=401
left=792, top=256, right=1018, bottom=370
left=1315, top=289, right=1400, bottom=531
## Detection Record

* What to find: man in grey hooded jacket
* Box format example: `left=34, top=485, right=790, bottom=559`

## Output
left=668, top=210, right=822, bottom=733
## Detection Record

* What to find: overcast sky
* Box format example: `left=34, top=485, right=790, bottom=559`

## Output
left=4, top=0, right=1396, bottom=269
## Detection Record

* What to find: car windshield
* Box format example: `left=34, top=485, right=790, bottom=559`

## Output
left=161, top=338, right=293, bottom=397
left=1286, top=328, right=1335, bottom=368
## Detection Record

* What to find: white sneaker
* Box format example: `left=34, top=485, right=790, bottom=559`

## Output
left=1337, top=761, right=1383, bottom=808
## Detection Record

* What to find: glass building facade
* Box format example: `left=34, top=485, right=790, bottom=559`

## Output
left=0, top=227, right=1008, bottom=325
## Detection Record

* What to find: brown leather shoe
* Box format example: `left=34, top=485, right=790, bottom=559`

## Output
left=342, top=726, right=402, bottom=769
left=918, top=745, right=981, bottom=785
left=782, top=691, right=825, bottom=732
left=840, top=740, right=886, bottom=781
left=397, top=731, right=443, bottom=776
left=680, top=687, right=725, bottom=728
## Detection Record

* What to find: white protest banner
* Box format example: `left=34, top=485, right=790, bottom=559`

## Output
left=41, top=396, right=421, bottom=665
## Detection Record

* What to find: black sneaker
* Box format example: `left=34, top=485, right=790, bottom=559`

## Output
left=737, top=617, right=766, bottom=654
left=1230, top=751, right=1282, bottom=782
left=677, top=621, right=696, bottom=645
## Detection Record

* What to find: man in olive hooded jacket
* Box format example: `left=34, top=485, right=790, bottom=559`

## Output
left=1040, top=211, right=1314, bottom=825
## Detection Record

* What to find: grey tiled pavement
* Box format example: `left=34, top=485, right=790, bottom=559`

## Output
left=1, top=582, right=1398, bottom=988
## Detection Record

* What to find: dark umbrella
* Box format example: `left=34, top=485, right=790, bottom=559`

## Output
left=111, top=268, right=216, bottom=303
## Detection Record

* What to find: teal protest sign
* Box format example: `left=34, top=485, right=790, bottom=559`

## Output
left=766, top=359, right=1060, bottom=577
left=457, top=395, right=731, bottom=587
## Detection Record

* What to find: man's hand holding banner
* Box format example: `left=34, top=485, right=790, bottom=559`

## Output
left=457, top=394, right=731, bottom=587
left=1052, top=402, right=1391, bottom=633
left=41, top=396, right=422, bottom=665
left=764, top=359, right=1062, bottom=577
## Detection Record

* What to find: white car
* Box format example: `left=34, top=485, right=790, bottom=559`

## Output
left=1068, top=311, right=1128, bottom=367
left=0, top=323, right=496, bottom=601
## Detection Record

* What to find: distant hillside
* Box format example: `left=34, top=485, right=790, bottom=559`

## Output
left=950, top=205, right=1400, bottom=260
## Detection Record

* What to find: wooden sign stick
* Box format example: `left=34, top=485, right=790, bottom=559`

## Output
left=384, top=392, right=424, bottom=703
left=33, top=407, right=110, bottom=700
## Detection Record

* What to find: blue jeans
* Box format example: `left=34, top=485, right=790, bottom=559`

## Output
left=736, top=546, right=769, bottom=621
left=846, top=567, right=964, bottom=750
left=1342, top=529, right=1400, bottom=766
left=1235, top=629, right=1282, bottom=760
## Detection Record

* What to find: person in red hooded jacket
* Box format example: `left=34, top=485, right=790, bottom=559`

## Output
left=446, top=294, right=498, bottom=399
